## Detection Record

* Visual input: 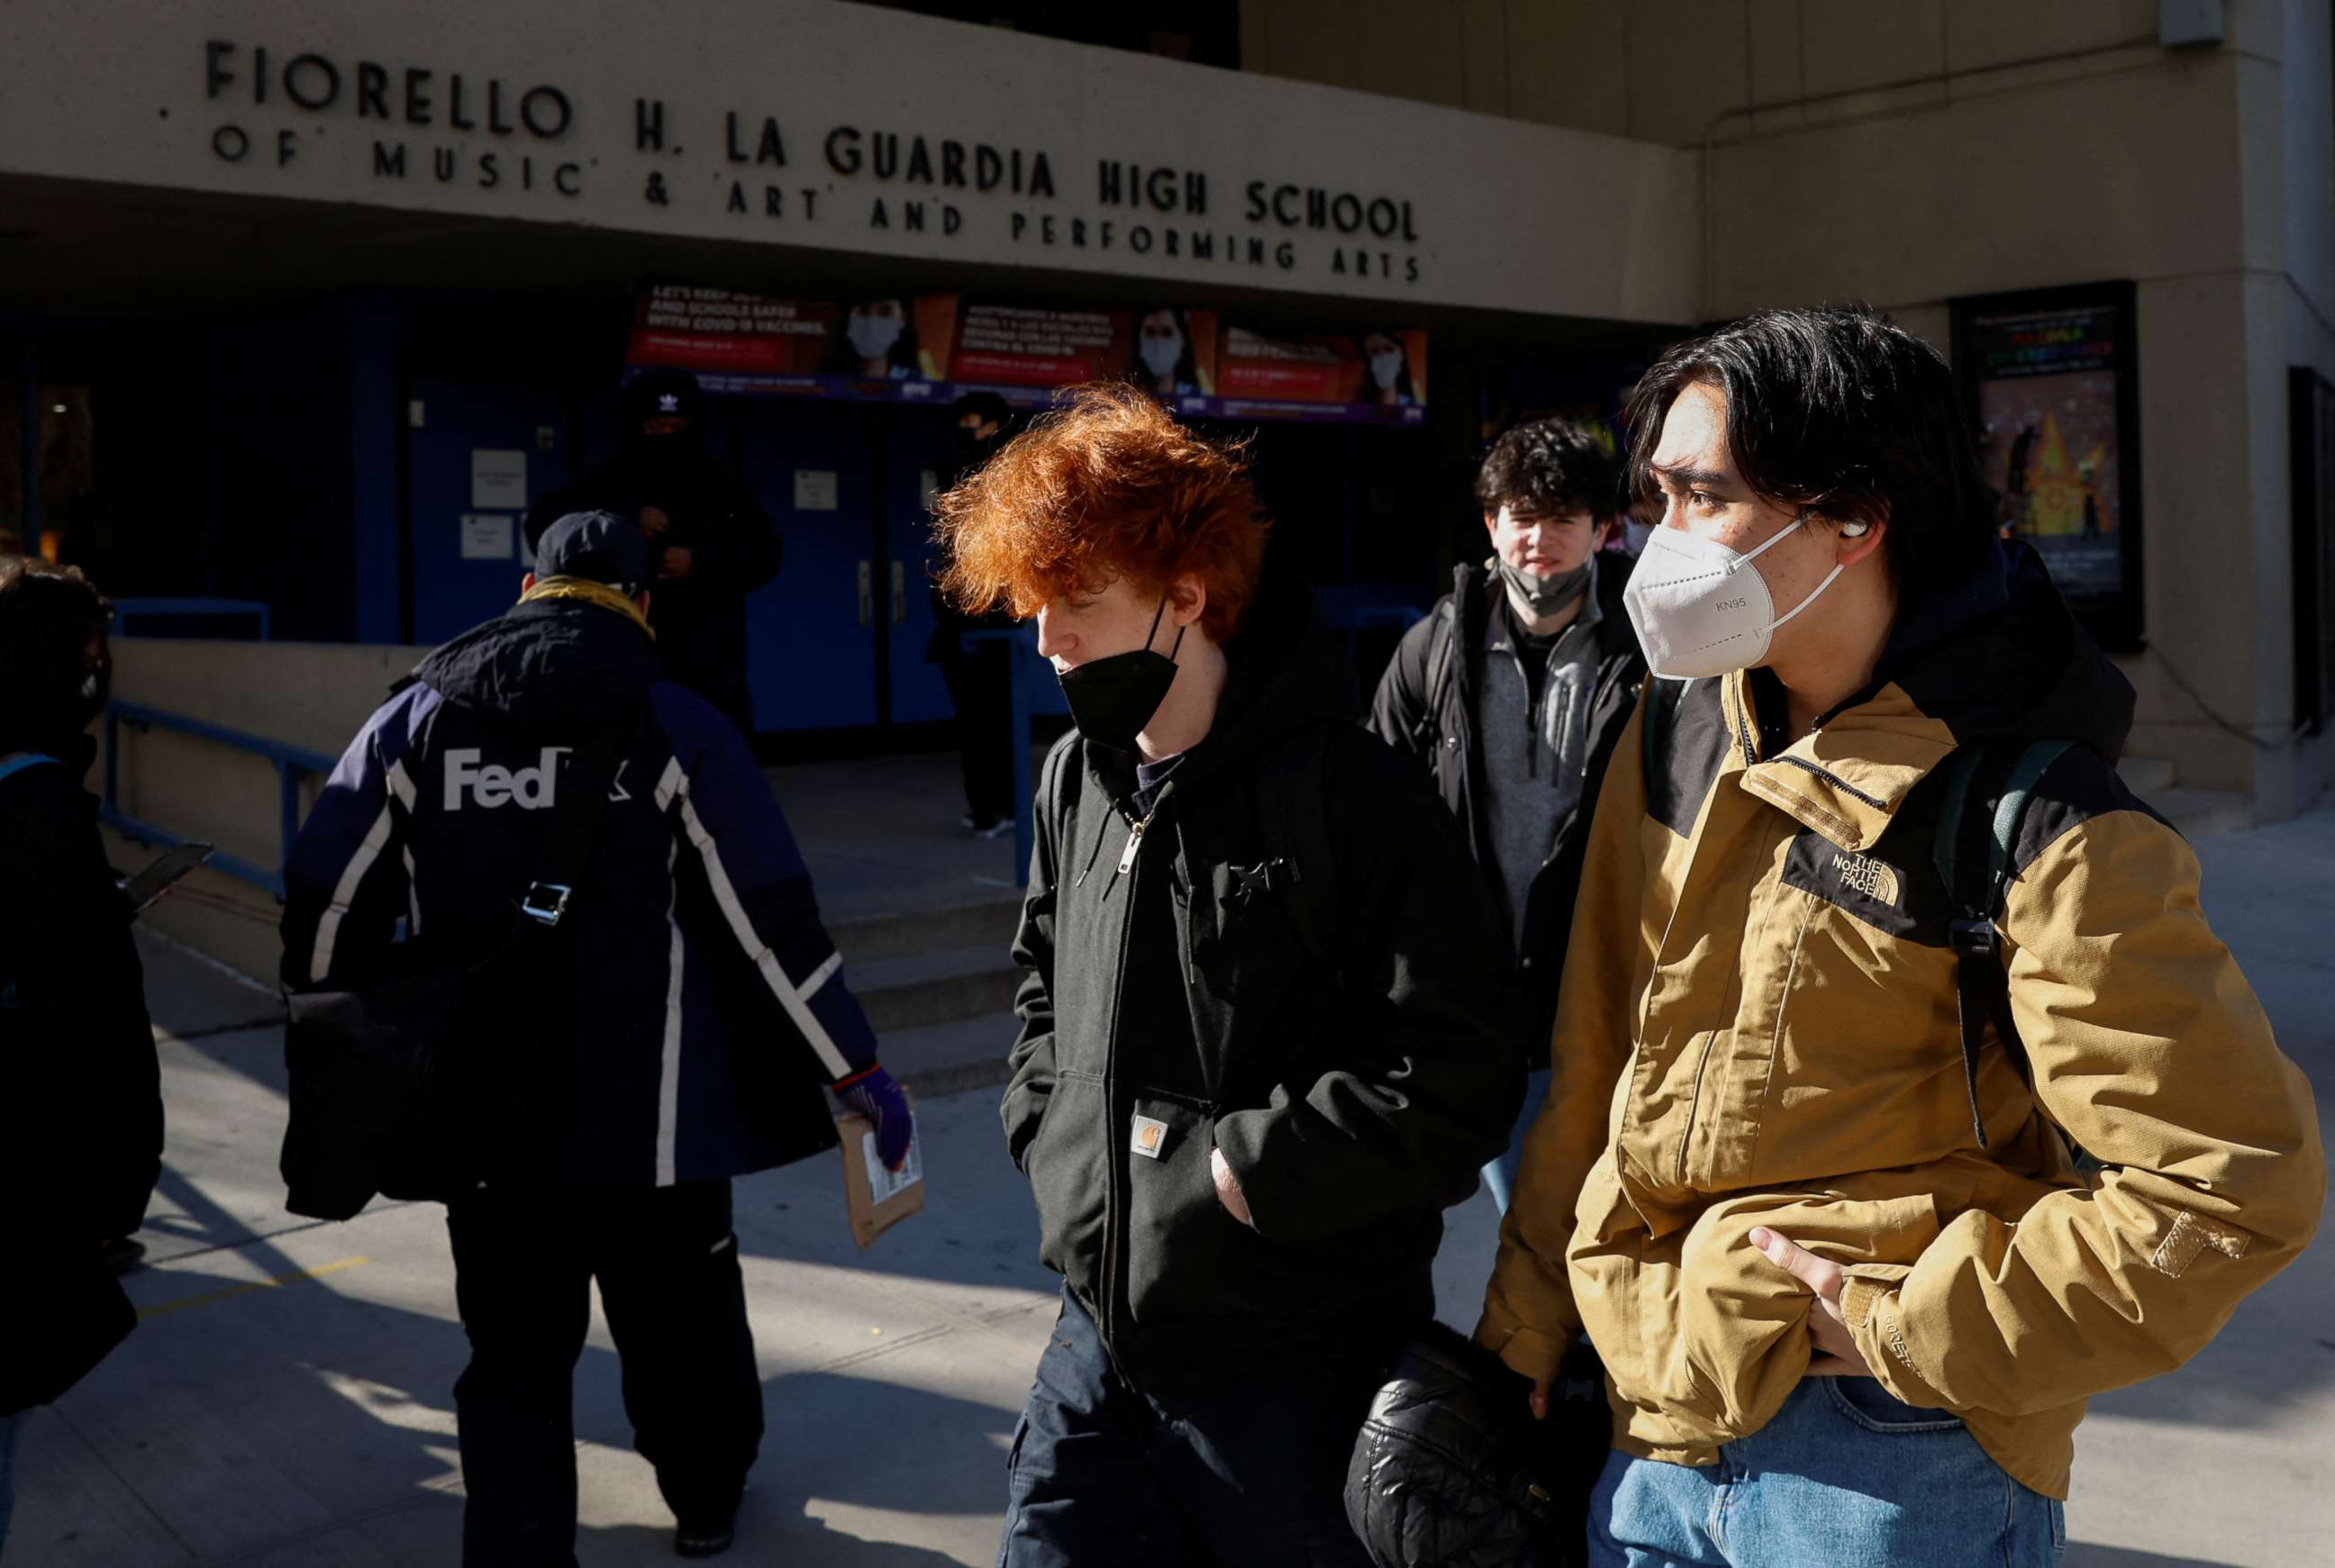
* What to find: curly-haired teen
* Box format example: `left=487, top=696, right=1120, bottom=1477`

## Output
left=0, top=558, right=161, bottom=1553
left=936, top=384, right=1521, bottom=1567
left=1370, top=417, right=1647, bottom=1214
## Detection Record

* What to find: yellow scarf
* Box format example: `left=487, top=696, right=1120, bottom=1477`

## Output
left=521, top=575, right=657, bottom=641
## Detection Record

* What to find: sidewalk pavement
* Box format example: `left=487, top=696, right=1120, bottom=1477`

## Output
left=6, top=804, right=2330, bottom=1566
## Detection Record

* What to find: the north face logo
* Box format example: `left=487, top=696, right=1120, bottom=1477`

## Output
left=1831, top=850, right=1901, bottom=906
left=444, top=748, right=571, bottom=811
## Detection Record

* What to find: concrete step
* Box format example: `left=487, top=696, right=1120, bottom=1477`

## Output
left=2119, top=755, right=2176, bottom=795
left=882, top=1011, right=1020, bottom=1099
left=829, top=890, right=1022, bottom=966
left=2157, top=787, right=2253, bottom=841
left=850, top=942, right=1023, bottom=1035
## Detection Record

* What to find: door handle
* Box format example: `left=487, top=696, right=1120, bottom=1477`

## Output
left=858, top=560, right=874, bottom=628
left=891, top=560, right=907, bottom=625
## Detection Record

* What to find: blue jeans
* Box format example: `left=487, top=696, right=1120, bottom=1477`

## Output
left=1483, top=1066, right=1552, bottom=1214
left=0, top=1409, right=19, bottom=1554
left=1589, top=1378, right=2067, bottom=1567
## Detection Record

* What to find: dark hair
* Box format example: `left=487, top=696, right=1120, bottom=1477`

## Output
left=1474, top=416, right=1620, bottom=519
left=1622, top=304, right=1994, bottom=585
left=0, top=557, right=113, bottom=749
left=953, top=391, right=1013, bottom=428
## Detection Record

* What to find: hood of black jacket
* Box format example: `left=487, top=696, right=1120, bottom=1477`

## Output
left=1140, top=548, right=1360, bottom=797
left=1870, top=538, right=2135, bottom=763
left=411, top=598, right=664, bottom=731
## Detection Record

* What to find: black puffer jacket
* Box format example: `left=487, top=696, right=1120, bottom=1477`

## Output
left=1003, top=564, right=1520, bottom=1390
left=1344, top=1324, right=1607, bottom=1568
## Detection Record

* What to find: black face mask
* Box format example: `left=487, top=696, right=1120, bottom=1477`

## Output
left=1057, top=597, right=1184, bottom=754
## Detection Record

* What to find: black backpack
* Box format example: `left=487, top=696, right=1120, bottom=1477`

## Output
left=1928, top=736, right=2076, bottom=1149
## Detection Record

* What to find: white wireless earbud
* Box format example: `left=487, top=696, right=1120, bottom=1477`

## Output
left=1840, top=520, right=1871, bottom=538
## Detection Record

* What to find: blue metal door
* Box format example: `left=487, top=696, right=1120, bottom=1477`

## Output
left=886, top=408, right=959, bottom=726
left=732, top=401, right=880, bottom=732
left=406, top=379, right=572, bottom=646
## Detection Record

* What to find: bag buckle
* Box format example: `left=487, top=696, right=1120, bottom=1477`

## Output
left=519, top=882, right=573, bottom=927
left=1948, top=916, right=1996, bottom=958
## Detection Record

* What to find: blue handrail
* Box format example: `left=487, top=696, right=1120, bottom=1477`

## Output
left=102, top=700, right=340, bottom=900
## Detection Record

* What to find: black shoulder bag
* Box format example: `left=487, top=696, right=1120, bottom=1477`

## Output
left=280, top=709, right=638, bottom=1220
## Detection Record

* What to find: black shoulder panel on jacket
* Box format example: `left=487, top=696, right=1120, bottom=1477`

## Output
left=1647, top=679, right=1731, bottom=838
left=2007, top=745, right=2173, bottom=892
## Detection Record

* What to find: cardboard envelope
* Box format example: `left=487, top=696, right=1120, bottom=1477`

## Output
left=836, top=1111, right=923, bottom=1250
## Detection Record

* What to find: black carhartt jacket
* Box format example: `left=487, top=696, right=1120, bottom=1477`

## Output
left=1003, top=566, right=1519, bottom=1389
left=1367, top=558, right=1645, bottom=1059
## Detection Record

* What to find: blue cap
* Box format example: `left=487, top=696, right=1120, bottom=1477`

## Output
left=533, top=510, right=651, bottom=592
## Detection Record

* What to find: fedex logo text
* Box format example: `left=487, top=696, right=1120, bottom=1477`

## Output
left=444, top=748, right=572, bottom=810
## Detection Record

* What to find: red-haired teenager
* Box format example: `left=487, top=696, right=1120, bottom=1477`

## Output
left=935, top=385, right=1520, bottom=1567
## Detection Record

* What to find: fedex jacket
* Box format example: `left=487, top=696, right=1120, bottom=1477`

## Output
left=281, top=596, right=876, bottom=1188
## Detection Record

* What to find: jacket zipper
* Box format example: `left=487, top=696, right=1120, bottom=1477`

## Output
left=1100, top=779, right=1171, bottom=1353
left=1097, top=829, right=1135, bottom=1352
left=1116, top=806, right=1154, bottom=875
left=1769, top=754, right=1893, bottom=811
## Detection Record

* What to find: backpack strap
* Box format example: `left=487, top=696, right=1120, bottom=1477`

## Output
left=1417, top=599, right=1458, bottom=751
left=0, top=752, right=61, bottom=789
left=513, top=702, right=642, bottom=929
left=1931, top=737, right=2077, bottom=1149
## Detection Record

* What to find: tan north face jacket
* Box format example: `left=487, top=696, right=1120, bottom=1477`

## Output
left=1477, top=552, right=2324, bottom=1500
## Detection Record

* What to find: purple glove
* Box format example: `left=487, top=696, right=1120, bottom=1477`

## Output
left=834, top=1065, right=914, bottom=1171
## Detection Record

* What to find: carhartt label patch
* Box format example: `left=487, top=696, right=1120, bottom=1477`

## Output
left=1130, top=1116, right=1169, bottom=1160
left=1831, top=850, right=1901, bottom=906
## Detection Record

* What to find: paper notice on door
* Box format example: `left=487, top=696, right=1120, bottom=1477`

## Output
left=837, top=1111, right=923, bottom=1250
left=471, top=449, right=528, bottom=509
left=459, top=514, right=514, bottom=559
left=794, top=468, right=839, bottom=511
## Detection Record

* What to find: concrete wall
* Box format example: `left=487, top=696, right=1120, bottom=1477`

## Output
left=109, top=637, right=426, bottom=873
left=1247, top=0, right=2335, bottom=817
left=0, top=0, right=1703, bottom=324
left=1241, top=0, right=2165, bottom=147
